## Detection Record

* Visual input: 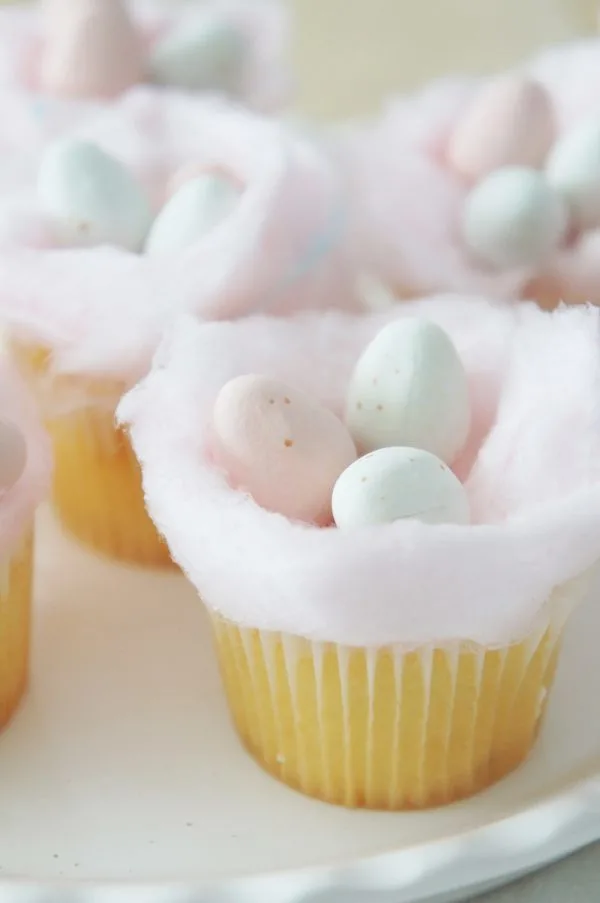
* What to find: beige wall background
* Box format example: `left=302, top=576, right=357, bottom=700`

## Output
left=292, top=0, right=600, bottom=120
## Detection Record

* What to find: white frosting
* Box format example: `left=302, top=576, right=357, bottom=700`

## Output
left=546, top=117, right=600, bottom=231
left=38, top=138, right=153, bottom=251
left=332, top=447, right=470, bottom=529
left=345, top=318, right=470, bottom=464
left=462, top=167, right=567, bottom=269
left=145, top=174, right=241, bottom=256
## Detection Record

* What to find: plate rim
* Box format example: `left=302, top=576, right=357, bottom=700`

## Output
left=1, top=769, right=599, bottom=903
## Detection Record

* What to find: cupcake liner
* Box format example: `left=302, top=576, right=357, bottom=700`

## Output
left=211, top=573, right=581, bottom=810
left=0, top=528, right=33, bottom=729
left=120, top=300, right=600, bottom=807
left=48, top=400, right=172, bottom=567
left=11, top=339, right=170, bottom=566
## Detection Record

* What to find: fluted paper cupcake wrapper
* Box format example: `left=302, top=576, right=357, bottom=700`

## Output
left=0, top=529, right=33, bottom=729
left=210, top=579, right=581, bottom=810
left=10, top=341, right=172, bottom=567
left=48, top=403, right=173, bottom=567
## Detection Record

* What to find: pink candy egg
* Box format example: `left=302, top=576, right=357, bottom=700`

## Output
left=212, top=375, right=356, bottom=525
left=0, top=420, right=27, bottom=492
left=40, top=0, right=145, bottom=100
left=447, top=75, right=555, bottom=181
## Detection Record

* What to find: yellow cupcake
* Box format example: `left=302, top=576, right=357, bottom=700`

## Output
left=11, top=342, right=172, bottom=567
left=211, top=597, right=570, bottom=809
left=121, top=301, right=600, bottom=811
left=0, top=363, right=51, bottom=727
left=0, top=530, right=34, bottom=728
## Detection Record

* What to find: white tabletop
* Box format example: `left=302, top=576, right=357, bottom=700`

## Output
left=473, top=842, right=600, bottom=901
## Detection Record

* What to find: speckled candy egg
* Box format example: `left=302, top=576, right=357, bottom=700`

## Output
left=447, top=75, right=555, bottom=181
left=346, top=318, right=470, bottom=464
left=546, top=117, right=600, bottom=231
left=0, top=420, right=27, bottom=492
left=212, top=375, right=356, bottom=524
left=38, top=139, right=153, bottom=251
left=145, top=174, right=241, bottom=255
left=332, top=446, right=470, bottom=529
left=150, top=16, right=246, bottom=95
left=462, top=167, right=567, bottom=269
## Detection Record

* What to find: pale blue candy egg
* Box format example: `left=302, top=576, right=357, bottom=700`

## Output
left=145, top=174, right=241, bottom=255
left=346, top=318, right=471, bottom=464
left=332, top=446, right=470, bottom=529
left=38, top=139, right=153, bottom=252
left=150, top=17, right=246, bottom=95
left=463, top=166, right=567, bottom=269
left=546, top=118, right=600, bottom=231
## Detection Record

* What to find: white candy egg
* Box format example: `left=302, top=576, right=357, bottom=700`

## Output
left=145, top=175, right=240, bottom=255
left=0, top=420, right=27, bottom=492
left=546, top=118, right=600, bottom=231
left=462, top=166, right=567, bottom=269
left=346, top=318, right=470, bottom=464
left=332, top=446, right=470, bottom=529
left=150, top=17, right=246, bottom=95
left=38, top=139, right=153, bottom=251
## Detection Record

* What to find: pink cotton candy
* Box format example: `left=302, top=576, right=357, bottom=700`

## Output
left=0, top=361, right=52, bottom=553
left=0, top=0, right=289, bottom=168
left=119, top=296, right=600, bottom=648
left=334, top=39, right=600, bottom=306
left=0, top=97, right=361, bottom=389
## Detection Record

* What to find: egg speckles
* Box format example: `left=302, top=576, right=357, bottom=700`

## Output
left=212, top=375, right=356, bottom=524
left=332, top=446, right=470, bottom=528
left=346, top=318, right=470, bottom=464
left=38, top=139, right=153, bottom=251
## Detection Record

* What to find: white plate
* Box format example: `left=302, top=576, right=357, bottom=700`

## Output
left=0, top=510, right=599, bottom=903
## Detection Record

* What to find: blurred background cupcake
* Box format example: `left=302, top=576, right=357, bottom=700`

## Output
left=0, top=0, right=289, bottom=193
left=0, top=94, right=361, bottom=567
left=0, top=361, right=51, bottom=729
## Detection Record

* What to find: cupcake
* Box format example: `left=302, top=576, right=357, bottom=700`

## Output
left=0, top=361, right=51, bottom=728
left=120, top=296, right=600, bottom=809
left=0, top=0, right=288, bottom=191
left=335, top=39, right=600, bottom=309
left=0, top=98, right=360, bottom=566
